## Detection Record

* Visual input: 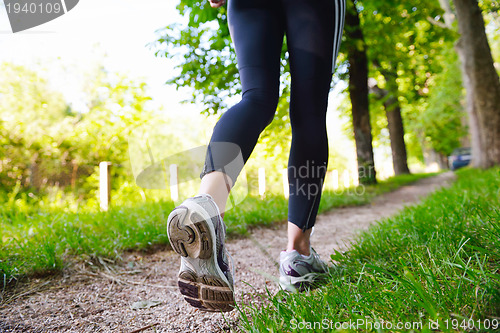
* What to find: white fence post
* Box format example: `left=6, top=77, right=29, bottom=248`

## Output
left=258, top=167, right=266, bottom=198
left=99, top=161, right=111, bottom=211
left=343, top=170, right=350, bottom=188
left=353, top=171, right=359, bottom=186
left=170, top=164, right=179, bottom=201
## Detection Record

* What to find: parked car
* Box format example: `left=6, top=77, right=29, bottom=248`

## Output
left=448, top=147, right=471, bottom=171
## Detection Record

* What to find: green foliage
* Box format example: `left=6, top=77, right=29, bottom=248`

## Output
left=0, top=62, right=156, bottom=208
left=151, top=0, right=235, bottom=115
left=152, top=0, right=493, bottom=172
left=334, top=0, right=462, bottom=164
left=415, top=48, right=467, bottom=156
left=480, top=0, right=500, bottom=15
left=0, top=63, right=69, bottom=191
left=238, top=167, right=500, bottom=331
left=482, top=2, right=500, bottom=72
left=361, top=0, right=459, bottom=163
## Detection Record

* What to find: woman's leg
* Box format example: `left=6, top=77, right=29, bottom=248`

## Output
left=199, top=0, right=285, bottom=214
left=284, top=0, right=346, bottom=253
left=199, top=171, right=232, bottom=218
left=168, top=1, right=290, bottom=311
left=287, top=223, right=313, bottom=256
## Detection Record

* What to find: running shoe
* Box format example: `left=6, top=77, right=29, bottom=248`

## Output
left=167, top=194, right=234, bottom=312
left=279, top=248, right=328, bottom=292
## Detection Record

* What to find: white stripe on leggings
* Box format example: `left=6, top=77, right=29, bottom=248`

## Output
left=332, top=0, right=346, bottom=72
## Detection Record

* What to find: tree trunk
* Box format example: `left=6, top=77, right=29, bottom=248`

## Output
left=379, top=71, right=410, bottom=175
left=453, top=0, right=500, bottom=168
left=456, top=43, right=484, bottom=166
left=385, top=100, right=410, bottom=175
left=371, top=84, right=411, bottom=175
left=345, top=0, right=377, bottom=184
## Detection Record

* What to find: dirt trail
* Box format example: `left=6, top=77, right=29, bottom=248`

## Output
left=0, top=172, right=455, bottom=333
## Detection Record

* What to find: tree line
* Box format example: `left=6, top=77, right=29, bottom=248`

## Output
left=0, top=63, right=157, bottom=206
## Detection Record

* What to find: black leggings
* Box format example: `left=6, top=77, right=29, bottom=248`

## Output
left=202, top=0, right=345, bottom=231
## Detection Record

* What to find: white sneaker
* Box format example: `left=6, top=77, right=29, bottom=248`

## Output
left=279, top=248, right=328, bottom=292
left=167, top=194, right=234, bottom=312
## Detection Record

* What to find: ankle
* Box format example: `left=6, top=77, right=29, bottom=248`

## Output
left=286, top=243, right=310, bottom=256
left=286, top=222, right=312, bottom=256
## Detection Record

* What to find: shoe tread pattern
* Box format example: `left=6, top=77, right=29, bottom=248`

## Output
left=178, top=274, right=234, bottom=312
left=168, top=208, right=212, bottom=259
left=168, top=204, right=234, bottom=312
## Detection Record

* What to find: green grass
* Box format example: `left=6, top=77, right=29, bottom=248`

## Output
left=0, top=172, right=434, bottom=281
left=237, top=167, right=500, bottom=332
left=0, top=202, right=175, bottom=279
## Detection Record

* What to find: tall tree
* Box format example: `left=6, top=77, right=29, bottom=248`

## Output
left=383, top=70, right=410, bottom=175
left=345, top=0, right=377, bottom=184
left=452, top=0, right=500, bottom=168
left=361, top=0, right=453, bottom=172
left=370, top=70, right=410, bottom=175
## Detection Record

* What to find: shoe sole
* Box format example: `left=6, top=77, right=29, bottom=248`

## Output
left=167, top=201, right=234, bottom=312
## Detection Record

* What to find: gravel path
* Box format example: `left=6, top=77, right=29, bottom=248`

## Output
left=0, top=172, right=455, bottom=333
